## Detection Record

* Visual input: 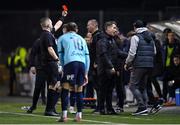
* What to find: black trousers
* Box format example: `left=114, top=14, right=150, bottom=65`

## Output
left=162, top=69, right=170, bottom=102
left=115, top=71, right=125, bottom=109
left=85, top=81, right=94, bottom=98
left=147, top=76, right=162, bottom=104
left=99, top=73, right=115, bottom=111
left=9, top=72, right=16, bottom=96
left=31, top=69, right=46, bottom=108
left=90, top=70, right=100, bottom=110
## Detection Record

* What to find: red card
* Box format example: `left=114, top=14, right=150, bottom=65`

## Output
left=62, top=5, right=68, bottom=11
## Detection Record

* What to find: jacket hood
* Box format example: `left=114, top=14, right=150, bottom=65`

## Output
left=135, top=27, right=148, bottom=33
left=136, top=27, right=152, bottom=43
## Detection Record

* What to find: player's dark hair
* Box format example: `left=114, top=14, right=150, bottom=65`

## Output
left=66, top=22, right=78, bottom=32
left=174, top=54, right=180, bottom=59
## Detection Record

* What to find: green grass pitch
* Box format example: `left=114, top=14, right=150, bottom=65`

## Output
left=0, top=102, right=180, bottom=124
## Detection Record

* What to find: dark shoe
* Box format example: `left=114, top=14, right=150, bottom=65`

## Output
left=132, top=107, right=148, bottom=116
left=44, top=111, right=59, bottom=116
left=150, top=104, right=162, bottom=114
left=158, top=98, right=164, bottom=105
left=99, top=110, right=106, bottom=115
left=27, top=107, right=36, bottom=113
left=107, top=109, right=118, bottom=115
left=54, top=110, right=60, bottom=115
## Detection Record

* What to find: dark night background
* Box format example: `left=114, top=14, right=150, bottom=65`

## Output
left=0, top=0, right=180, bottom=54
left=0, top=0, right=179, bottom=11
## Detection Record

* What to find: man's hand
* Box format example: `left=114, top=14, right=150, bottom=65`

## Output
left=82, top=74, right=88, bottom=86
left=124, top=64, right=128, bottom=71
left=62, top=10, right=68, bottom=17
left=30, top=66, right=36, bottom=74
left=58, top=65, right=62, bottom=72
left=110, top=68, right=116, bottom=74
left=93, top=63, right=98, bottom=69
left=49, top=81, right=61, bottom=91
left=54, top=81, right=61, bottom=91
left=124, top=64, right=133, bottom=71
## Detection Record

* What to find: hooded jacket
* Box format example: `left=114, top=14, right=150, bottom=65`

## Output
left=125, top=27, right=155, bottom=68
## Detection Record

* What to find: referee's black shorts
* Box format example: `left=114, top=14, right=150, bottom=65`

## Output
left=44, top=61, right=60, bottom=85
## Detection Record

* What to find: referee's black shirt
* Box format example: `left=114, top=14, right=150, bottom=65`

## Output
left=39, top=30, right=58, bottom=64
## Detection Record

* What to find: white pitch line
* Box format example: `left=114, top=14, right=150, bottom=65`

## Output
left=83, top=113, right=153, bottom=121
left=0, top=111, right=113, bottom=124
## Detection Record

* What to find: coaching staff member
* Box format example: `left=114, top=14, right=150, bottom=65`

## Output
left=96, top=21, right=127, bottom=115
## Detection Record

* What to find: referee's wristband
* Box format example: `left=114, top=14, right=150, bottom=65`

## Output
left=51, top=28, right=55, bottom=34
left=59, top=16, right=65, bottom=22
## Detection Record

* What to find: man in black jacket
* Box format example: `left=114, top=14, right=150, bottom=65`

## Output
left=87, top=19, right=103, bottom=113
left=27, top=38, right=47, bottom=113
left=96, top=21, right=127, bottom=115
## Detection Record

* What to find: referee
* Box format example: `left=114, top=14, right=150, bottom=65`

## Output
left=39, top=10, right=67, bottom=116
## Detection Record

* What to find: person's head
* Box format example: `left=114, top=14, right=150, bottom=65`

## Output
left=133, top=20, right=145, bottom=30
left=163, top=28, right=172, bottom=37
left=167, top=31, right=175, bottom=44
left=87, top=19, right=98, bottom=33
left=62, top=24, right=68, bottom=34
left=173, top=55, right=180, bottom=66
left=66, top=22, right=78, bottom=33
left=104, top=21, right=118, bottom=37
left=40, top=17, right=53, bottom=31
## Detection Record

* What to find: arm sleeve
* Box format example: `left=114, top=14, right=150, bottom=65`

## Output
left=51, top=28, right=55, bottom=34
left=44, top=34, right=54, bottom=48
left=84, top=42, right=90, bottom=74
left=117, top=49, right=128, bottom=59
left=125, top=35, right=139, bottom=65
left=29, top=40, right=39, bottom=67
left=98, top=39, right=114, bottom=69
left=57, top=37, right=64, bottom=66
